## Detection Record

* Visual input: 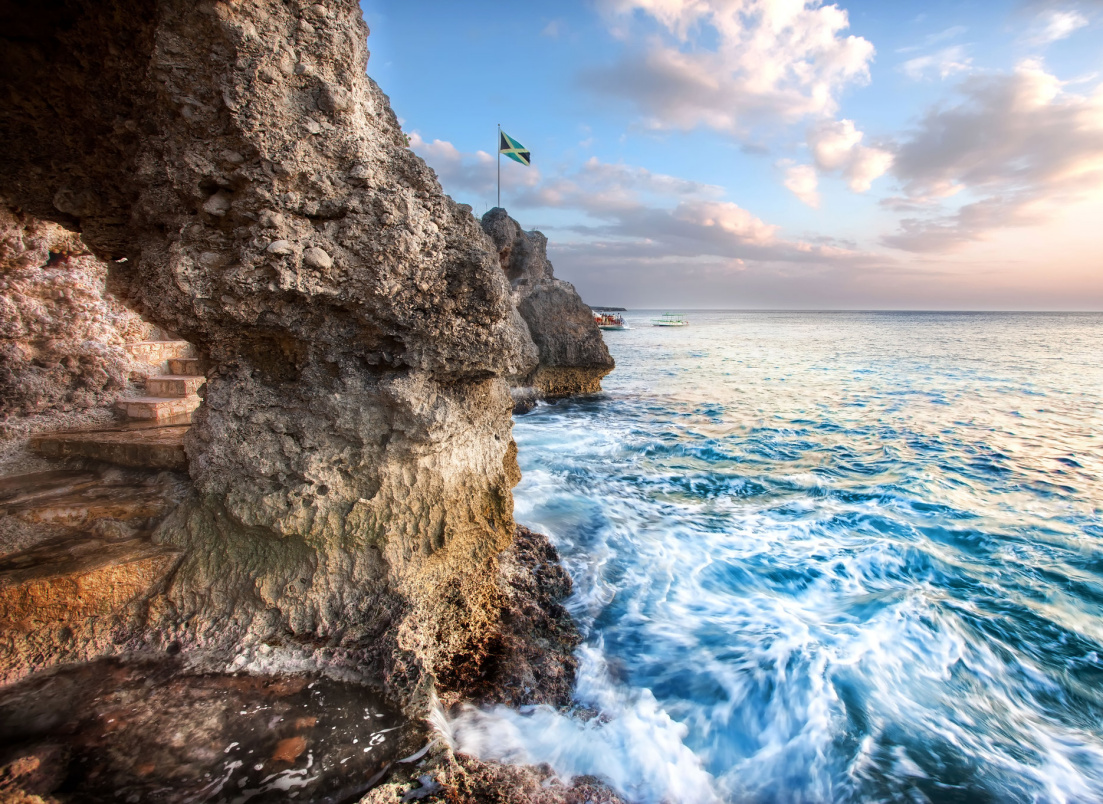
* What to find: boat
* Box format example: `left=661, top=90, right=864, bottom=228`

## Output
left=651, top=312, right=689, bottom=327
left=593, top=311, right=629, bottom=330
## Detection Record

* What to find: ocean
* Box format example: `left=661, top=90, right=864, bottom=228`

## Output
left=451, top=311, right=1103, bottom=803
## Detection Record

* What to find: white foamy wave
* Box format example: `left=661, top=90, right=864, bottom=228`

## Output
left=450, top=643, right=721, bottom=804
left=483, top=312, right=1103, bottom=802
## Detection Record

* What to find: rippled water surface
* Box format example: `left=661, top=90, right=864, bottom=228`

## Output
left=455, top=312, right=1103, bottom=803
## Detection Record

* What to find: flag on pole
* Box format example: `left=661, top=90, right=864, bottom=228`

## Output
left=499, top=131, right=531, bottom=166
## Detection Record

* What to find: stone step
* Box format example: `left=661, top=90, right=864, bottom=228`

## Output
left=0, top=470, right=98, bottom=505
left=116, top=395, right=201, bottom=421
left=31, top=425, right=189, bottom=470
left=168, top=357, right=205, bottom=376
left=124, top=340, right=196, bottom=368
left=0, top=532, right=183, bottom=636
left=146, top=375, right=204, bottom=397
left=2, top=484, right=176, bottom=528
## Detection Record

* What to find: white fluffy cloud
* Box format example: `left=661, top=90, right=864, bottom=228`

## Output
left=884, top=60, right=1103, bottom=252
left=780, top=161, right=820, bottom=208
left=807, top=118, right=893, bottom=192
left=584, top=0, right=876, bottom=133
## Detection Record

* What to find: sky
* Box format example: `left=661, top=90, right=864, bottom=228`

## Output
left=360, top=0, right=1103, bottom=310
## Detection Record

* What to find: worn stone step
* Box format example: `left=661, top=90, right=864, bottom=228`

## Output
left=0, top=532, right=183, bottom=637
left=30, top=425, right=190, bottom=470
left=1, top=484, right=176, bottom=528
left=116, top=395, right=201, bottom=421
left=0, top=470, right=98, bottom=505
left=124, top=340, right=196, bottom=368
left=146, top=375, right=204, bottom=397
left=167, top=357, right=205, bottom=376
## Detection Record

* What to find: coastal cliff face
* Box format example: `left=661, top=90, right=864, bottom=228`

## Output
left=0, top=207, right=151, bottom=426
left=480, top=209, right=614, bottom=405
left=0, top=0, right=554, bottom=709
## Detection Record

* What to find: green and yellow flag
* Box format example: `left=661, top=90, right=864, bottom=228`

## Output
left=499, top=130, right=531, bottom=166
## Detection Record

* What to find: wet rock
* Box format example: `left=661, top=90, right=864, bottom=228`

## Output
left=271, top=735, right=307, bottom=762
left=510, top=386, right=540, bottom=415
left=30, top=422, right=190, bottom=471
left=481, top=209, right=614, bottom=402
left=474, top=526, right=581, bottom=708
left=0, top=743, right=68, bottom=798
left=0, top=659, right=402, bottom=803
left=365, top=749, right=628, bottom=804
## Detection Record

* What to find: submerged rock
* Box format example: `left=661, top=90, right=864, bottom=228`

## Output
left=481, top=209, right=614, bottom=407
left=0, top=658, right=402, bottom=803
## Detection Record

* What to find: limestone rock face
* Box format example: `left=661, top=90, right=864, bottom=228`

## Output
left=480, top=208, right=614, bottom=402
left=0, top=0, right=541, bottom=705
left=0, top=207, right=150, bottom=420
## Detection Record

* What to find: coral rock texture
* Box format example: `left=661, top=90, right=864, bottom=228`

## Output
left=0, top=206, right=150, bottom=422
left=480, top=208, right=614, bottom=403
left=0, top=0, right=543, bottom=706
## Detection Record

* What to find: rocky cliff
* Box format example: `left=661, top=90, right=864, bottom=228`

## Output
left=0, top=1, right=626, bottom=800
left=481, top=208, right=614, bottom=409
left=0, top=0, right=566, bottom=709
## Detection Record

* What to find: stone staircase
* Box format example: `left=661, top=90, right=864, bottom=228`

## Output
left=30, top=340, right=204, bottom=471
left=116, top=341, right=205, bottom=421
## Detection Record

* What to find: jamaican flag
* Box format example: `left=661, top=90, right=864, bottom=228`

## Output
left=499, top=130, right=531, bottom=166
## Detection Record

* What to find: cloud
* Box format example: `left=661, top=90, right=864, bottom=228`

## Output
left=883, top=60, right=1103, bottom=251
left=780, top=161, right=820, bottom=208
left=900, top=45, right=973, bottom=81
left=553, top=199, right=877, bottom=267
left=1025, top=8, right=1089, bottom=44
left=807, top=119, right=893, bottom=192
left=513, top=156, right=725, bottom=214
left=410, top=133, right=885, bottom=274
left=582, top=0, right=876, bottom=133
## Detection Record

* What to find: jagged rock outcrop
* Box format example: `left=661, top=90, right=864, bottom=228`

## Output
left=0, top=0, right=557, bottom=713
left=480, top=209, right=614, bottom=408
left=0, top=207, right=151, bottom=423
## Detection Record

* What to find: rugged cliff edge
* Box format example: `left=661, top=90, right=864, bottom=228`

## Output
left=481, top=208, right=614, bottom=410
left=0, top=1, right=623, bottom=800
left=0, top=0, right=556, bottom=703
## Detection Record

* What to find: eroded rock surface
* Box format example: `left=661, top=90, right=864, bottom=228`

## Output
left=0, top=0, right=552, bottom=713
left=480, top=209, right=614, bottom=407
left=0, top=2, right=606, bottom=800
left=0, top=206, right=151, bottom=424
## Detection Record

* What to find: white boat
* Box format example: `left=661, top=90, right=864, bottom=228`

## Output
left=594, top=311, right=630, bottom=330
left=651, top=312, right=689, bottom=327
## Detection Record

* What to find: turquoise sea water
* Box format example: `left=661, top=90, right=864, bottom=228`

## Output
left=453, top=311, right=1103, bottom=803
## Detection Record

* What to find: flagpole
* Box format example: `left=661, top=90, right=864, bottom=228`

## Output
left=497, top=123, right=501, bottom=209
